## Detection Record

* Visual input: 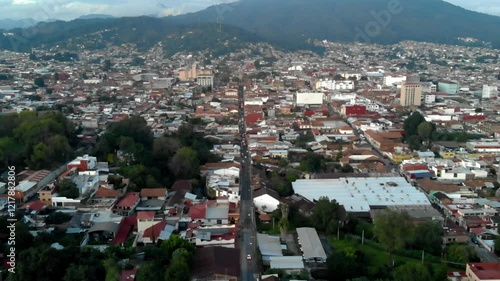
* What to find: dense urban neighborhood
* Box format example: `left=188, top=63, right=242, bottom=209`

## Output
left=1, top=38, right=500, bottom=281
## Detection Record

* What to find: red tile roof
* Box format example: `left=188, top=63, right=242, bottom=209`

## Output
left=245, top=113, right=264, bottom=124
left=140, top=188, right=167, bottom=198
left=468, top=263, right=500, bottom=279
left=137, top=211, right=155, bottom=220
left=171, top=180, right=193, bottom=192
left=94, top=188, right=120, bottom=198
left=259, top=214, right=271, bottom=221
left=20, top=200, right=46, bottom=211
left=143, top=221, right=168, bottom=239
left=188, top=203, right=207, bottom=220
left=115, top=192, right=140, bottom=208
left=112, top=216, right=137, bottom=245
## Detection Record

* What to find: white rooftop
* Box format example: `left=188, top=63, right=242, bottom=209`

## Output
left=269, top=256, right=304, bottom=269
left=257, top=233, right=283, bottom=257
left=292, top=177, right=431, bottom=212
left=16, top=181, right=37, bottom=192
left=296, top=227, right=327, bottom=261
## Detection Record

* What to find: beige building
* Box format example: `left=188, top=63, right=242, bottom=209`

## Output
left=400, top=81, right=422, bottom=106
left=179, top=64, right=212, bottom=81
left=38, top=184, right=55, bottom=206
left=465, top=263, right=500, bottom=281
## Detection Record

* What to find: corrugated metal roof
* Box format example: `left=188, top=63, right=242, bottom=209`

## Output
left=296, top=227, right=327, bottom=261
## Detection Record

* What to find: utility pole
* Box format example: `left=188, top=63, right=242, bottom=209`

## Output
left=362, top=229, right=365, bottom=245
left=421, top=250, right=424, bottom=264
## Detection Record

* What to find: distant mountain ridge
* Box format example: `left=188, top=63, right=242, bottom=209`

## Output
left=172, top=0, right=500, bottom=48
left=0, top=18, right=38, bottom=30
left=76, top=14, right=115, bottom=20
left=0, top=16, right=262, bottom=55
left=1, top=0, right=500, bottom=54
left=0, top=14, right=113, bottom=30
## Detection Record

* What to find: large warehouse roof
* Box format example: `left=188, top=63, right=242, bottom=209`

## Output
left=292, top=177, right=431, bottom=212
left=296, top=227, right=327, bottom=261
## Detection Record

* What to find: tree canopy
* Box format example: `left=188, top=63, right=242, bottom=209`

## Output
left=393, top=263, right=432, bottom=281
left=373, top=210, right=413, bottom=265
left=311, top=197, right=341, bottom=235
left=0, top=111, right=74, bottom=170
left=58, top=179, right=80, bottom=198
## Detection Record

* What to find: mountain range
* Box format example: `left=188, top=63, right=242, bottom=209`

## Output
left=1, top=0, right=500, bottom=54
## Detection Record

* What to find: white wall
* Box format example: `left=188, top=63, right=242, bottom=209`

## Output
left=296, top=93, right=324, bottom=105
left=254, top=195, right=280, bottom=213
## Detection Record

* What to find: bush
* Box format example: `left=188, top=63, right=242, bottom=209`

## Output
left=45, top=212, right=72, bottom=225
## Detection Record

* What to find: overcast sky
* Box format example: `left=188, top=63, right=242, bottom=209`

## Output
left=0, top=0, right=499, bottom=20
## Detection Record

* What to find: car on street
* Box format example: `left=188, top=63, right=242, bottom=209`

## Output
left=246, top=254, right=251, bottom=260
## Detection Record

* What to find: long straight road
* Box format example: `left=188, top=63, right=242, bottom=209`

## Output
left=238, top=84, right=259, bottom=281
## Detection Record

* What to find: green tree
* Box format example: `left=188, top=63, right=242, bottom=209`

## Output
left=494, top=236, right=500, bottom=255
left=311, top=197, right=340, bottom=235
left=446, top=244, right=479, bottom=264
left=47, top=134, right=73, bottom=163
left=327, top=248, right=366, bottom=280
left=406, top=135, right=423, bottom=151
left=411, top=221, right=443, bottom=255
left=136, top=261, right=163, bottom=281
left=417, top=122, right=434, bottom=146
left=104, top=258, right=120, bottom=281
left=393, top=263, right=432, bottom=281
left=153, top=137, right=180, bottom=162
left=107, top=116, right=153, bottom=149
left=300, top=152, right=324, bottom=173
left=103, top=59, right=112, bottom=71
left=341, top=164, right=354, bottom=173
left=0, top=136, right=21, bottom=167
left=404, top=112, right=425, bottom=138
left=34, top=77, right=46, bottom=87
left=0, top=113, right=20, bottom=137
left=169, top=147, right=199, bottom=179
left=373, top=210, right=413, bottom=266
left=160, top=234, right=195, bottom=263
left=270, top=171, right=294, bottom=197
left=164, top=254, right=190, bottom=281
left=58, top=179, right=79, bottom=198
left=30, top=142, right=51, bottom=169
left=46, top=212, right=72, bottom=224
left=336, top=146, right=343, bottom=161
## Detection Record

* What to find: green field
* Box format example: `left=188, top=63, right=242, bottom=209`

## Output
left=328, top=236, right=460, bottom=277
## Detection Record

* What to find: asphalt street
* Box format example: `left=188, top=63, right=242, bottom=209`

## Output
left=238, top=84, right=259, bottom=281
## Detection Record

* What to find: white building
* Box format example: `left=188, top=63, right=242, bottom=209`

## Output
left=197, top=75, right=214, bottom=87
left=296, top=92, right=324, bottom=105
left=482, top=85, right=498, bottom=99
left=383, top=75, right=406, bottom=87
left=424, top=94, right=436, bottom=104
left=292, top=177, right=431, bottom=213
left=253, top=188, right=280, bottom=213
left=315, top=79, right=354, bottom=90
left=83, top=79, right=102, bottom=84
left=467, top=141, right=500, bottom=153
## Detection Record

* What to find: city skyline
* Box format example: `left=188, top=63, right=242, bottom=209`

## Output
left=0, top=0, right=499, bottom=21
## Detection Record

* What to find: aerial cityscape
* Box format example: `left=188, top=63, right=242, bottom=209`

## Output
left=1, top=0, right=500, bottom=281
